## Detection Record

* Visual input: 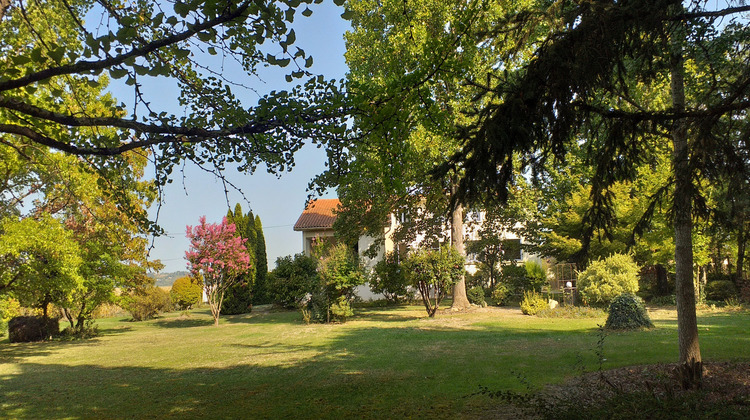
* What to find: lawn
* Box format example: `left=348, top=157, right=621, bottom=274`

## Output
left=1, top=305, right=749, bottom=419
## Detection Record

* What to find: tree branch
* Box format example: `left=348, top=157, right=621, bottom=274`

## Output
left=0, top=0, right=254, bottom=92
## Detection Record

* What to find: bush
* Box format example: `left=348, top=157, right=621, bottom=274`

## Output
left=8, top=316, right=60, bottom=342
left=120, top=287, right=173, bottom=321
left=467, top=286, right=486, bottom=305
left=221, top=281, right=253, bottom=315
left=649, top=294, right=676, bottom=306
left=0, top=297, right=22, bottom=337
left=329, top=296, right=354, bottom=322
left=170, top=276, right=203, bottom=310
left=499, top=264, right=528, bottom=293
left=578, top=253, right=640, bottom=307
left=525, top=260, right=547, bottom=291
left=370, top=252, right=410, bottom=303
left=605, top=293, right=654, bottom=330
left=536, top=306, right=606, bottom=318
left=520, top=290, right=548, bottom=315
left=268, top=254, right=319, bottom=309
left=491, top=283, right=512, bottom=306
left=705, top=280, right=737, bottom=301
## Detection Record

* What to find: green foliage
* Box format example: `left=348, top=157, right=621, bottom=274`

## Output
left=605, top=293, right=654, bottom=330
left=120, top=287, right=173, bottom=322
left=253, top=216, right=269, bottom=305
left=329, top=296, right=354, bottom=322
left=578, top=254, right=640, bottom=307
left=491, top=283, right=512, bottom=306
left=650, top=295, right=676, bottom=306
left=705, top=280, right=738, bottom=301
left=8, top=316, right=60, bottom=343
left=467, top=286, right=486, bottom=306
left=520, top=290, right=548, bottom=316
left=0, top=215, right=83, bottom=313
left=0, top=297, right=22, bottom=337
left=524, top=261, right=547, bottom=292
left=404, top=246, right=465, bottom=317
left=268, top=254, right=319, bottom=309
left=536, top=305, right=606, bottom=318
left=370, top=252, right=410, bottom=303
left=170, top=276, right=202, bottom=310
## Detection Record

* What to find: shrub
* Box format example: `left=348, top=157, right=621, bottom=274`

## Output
left=605, top=293, right=654, bottom=330
left=499, top=264, right=528, bottom=293
left=520, top=290, right=548, bottom=315
left=536, top=306, right=606, bottom=318
left=467, top=286, right=486, bottom=305
left=404, top=246, right=464, bottom=317
left=491, top=283, right=512, bottom=306
left=221, top=281, right=253, bottom=315
left=0, top=297, right=22, bottom=337
left=370, top=252, right=410, bottom=303
left=120, top=287, right=173, bottom=321
left=170, top=276, right=203, bottom=310
left=268, top=254, right=319, bottom=309
left=649, top=294, right=676, bottom=306
left=705, top=280, right=737, bottom=301
left=329, top=296, right=354, bottom=322
left=578, top=253, right=640, bottom=307
left=525, top=260, right=547, bottom=291
left=8, top=316, right=60, bottom=342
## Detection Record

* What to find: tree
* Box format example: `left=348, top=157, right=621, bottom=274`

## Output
left=185, top=216, right=251, bottom=326
left=267, top=253, right=318, bottom=309
left=223, top=204, right=257, bottom=315
left=170, top=276, right=202, bottom=310
left=319, top=0, right=531, bottom=310
left=445, top=0, right=750, bottom=388
left=0, top=215, right=83, bottom=317
left=315, top=243, right=365, bottom=322
left=404, top=246, right=464, bottom=317
left=253, top=215, right=269, bottom=304
left=0, top=0, right=348, bottom=218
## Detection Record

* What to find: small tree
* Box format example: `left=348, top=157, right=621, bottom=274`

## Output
left=268, top=254, right=319, bottom=309
left=170, top=276, right=203, bottom=311
left=370, top=252, right=410, bottom=303
left=405, top=247, right=464, bottom=317
left=316, top=244, right=365, bottom=323
left=186, top=216, right=251, bottom=326
left=578, top=254, right=640, bottom=307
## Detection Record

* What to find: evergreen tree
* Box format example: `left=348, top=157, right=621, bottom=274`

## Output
left=222, top=204, right=257, bottom=314
left=253, top=215, right=269, bottom=305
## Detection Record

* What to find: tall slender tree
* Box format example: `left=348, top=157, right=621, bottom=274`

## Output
left=253, top=215, right=269, bottom=304
left=223, top=204, right=257, bottom=314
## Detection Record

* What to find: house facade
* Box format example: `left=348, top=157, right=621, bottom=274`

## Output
left=294, top=198, right=538, bottom=299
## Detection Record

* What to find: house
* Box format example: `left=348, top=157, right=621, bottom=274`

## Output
left=293, top=199, right=537, bottom=285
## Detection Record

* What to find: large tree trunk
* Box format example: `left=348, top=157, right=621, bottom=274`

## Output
left=671, top=24, right=702, bottom=389
left=450, top=182, right=471, bottom=310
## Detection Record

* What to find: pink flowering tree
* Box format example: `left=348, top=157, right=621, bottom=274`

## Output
left=185, top=216, right=251, bottom=326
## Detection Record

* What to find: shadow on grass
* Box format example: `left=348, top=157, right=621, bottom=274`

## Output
left=153, top=317, right=215, bottom=329
left=2, top=310, right=750, bottom=419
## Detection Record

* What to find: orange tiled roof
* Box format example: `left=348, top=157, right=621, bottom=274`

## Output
left=293, top=199, right=340, bottom=231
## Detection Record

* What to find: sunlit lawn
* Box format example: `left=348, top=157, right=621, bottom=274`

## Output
left=1, top=304, right=749, bottom=419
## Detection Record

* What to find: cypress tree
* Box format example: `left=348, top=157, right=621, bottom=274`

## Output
left=253, top=215, right=269, bottom=304
left=222, top=204, right=257, bottom=314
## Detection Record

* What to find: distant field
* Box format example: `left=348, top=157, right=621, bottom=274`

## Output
left=1, top=305, right=748, bottom=419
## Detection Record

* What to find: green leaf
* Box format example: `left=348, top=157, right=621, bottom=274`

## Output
left=197, top=31, right=213, bottom=42
left=11, top=55, right=31, bottom=65
left=341, top=9, right=354, bottom=20
left=302, top=7, right=313, bottom=17
left=285, top=29, right=296, bottom=45
left=305, top=56, right=314, bottom=68
left=134, top=65, right=149, bottom=76
left=277, top=58, right=291, bottom=67
left=174, top=2, right=190, bottom=17
left=207, top=46, right=217, bottom=55
left=333, top=0, right=345, bottom=6
left=285, top=74, right=293, bottom=83
left=110, top=68, right=128, bottom=79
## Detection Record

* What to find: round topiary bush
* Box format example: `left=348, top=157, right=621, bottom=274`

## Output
left=605, top=293, right=654, bottom=330
left=170, top=276, right=203, bottom=310
left=467, top=286, right=486, bottom=306
left=578, top=253, right=640, bottom=307
left=706, top=280, right=738, bottom=301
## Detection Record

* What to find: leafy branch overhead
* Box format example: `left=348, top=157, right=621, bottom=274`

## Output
left=0, top=0, right=349, bottom=188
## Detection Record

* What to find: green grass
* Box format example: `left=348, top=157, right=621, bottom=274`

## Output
left=1, top=305, right=749, bottom=419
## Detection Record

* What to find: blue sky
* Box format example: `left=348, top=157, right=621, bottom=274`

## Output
left=108, top=2, right=350, bottom=272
